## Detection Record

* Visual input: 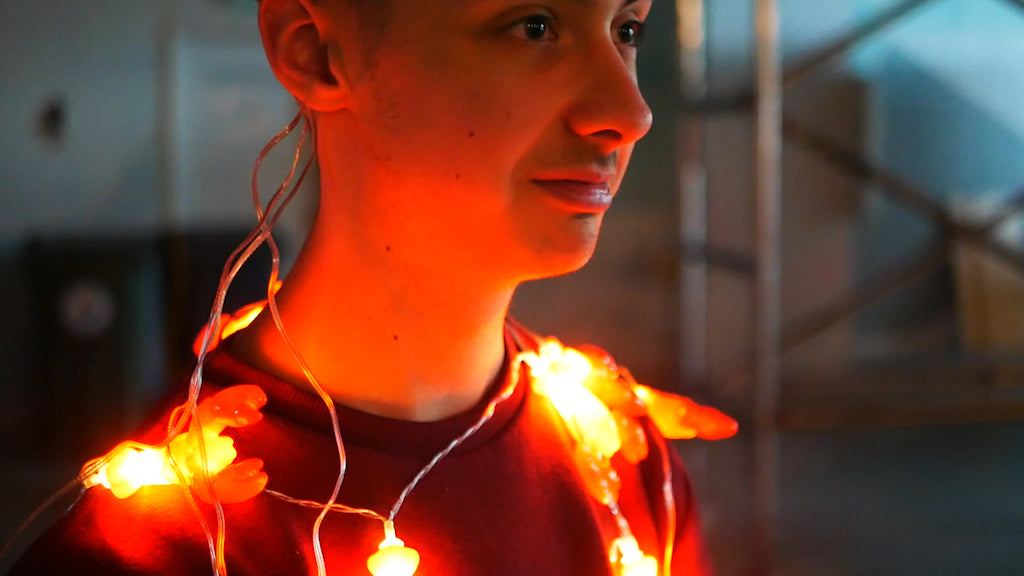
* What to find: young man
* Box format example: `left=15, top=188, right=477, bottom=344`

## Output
left=8, top=0, right=723, bottom=574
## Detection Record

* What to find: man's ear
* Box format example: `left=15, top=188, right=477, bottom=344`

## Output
left=259, top=0, right=349, bottom=111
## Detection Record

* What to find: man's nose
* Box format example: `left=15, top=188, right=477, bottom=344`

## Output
left=565, top=44, right=653, bottom=152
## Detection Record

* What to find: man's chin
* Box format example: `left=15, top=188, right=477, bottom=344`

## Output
left=517, top=240, right=601, bottom=283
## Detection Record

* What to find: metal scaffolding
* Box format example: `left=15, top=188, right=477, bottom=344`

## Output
left=675, top=0, right=1024, bottom=573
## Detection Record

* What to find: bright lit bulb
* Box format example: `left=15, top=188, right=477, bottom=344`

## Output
left=101, top=446, right=171, bottom=499
left=220, top=301, right=266, bottom=341
left=542, top=383, right=621, bottom=458
left=633, top=384, right=738, bottom=441
left=527, top=340, right=622, bottom=458
left=85, top=385, right=268, bottom=503
left=611, top=536, right=658, bottom=576
left=527, top=339, right=592, bottom=393
left=367, top=520, right=420, bottom=576
left=620, top=554, right=659, bottom=576
left=573, top=444, right=621, bottom=505
left=192, top=283, right=280, bottom=355
left=632, top=385, right=698, bottom=439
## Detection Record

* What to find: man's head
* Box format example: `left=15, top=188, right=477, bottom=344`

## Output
left=259, top=0, right=653, bottom=286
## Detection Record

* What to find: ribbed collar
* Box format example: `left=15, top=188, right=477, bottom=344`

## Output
left=203, top=331, right=527, bottom=458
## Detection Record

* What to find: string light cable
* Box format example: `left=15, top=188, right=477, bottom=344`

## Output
left=2, top=105, right=739, bottom=576
left=258, top=117, right=352, bottom=576
left=179, top=108, right=321, bottom=575
left=0, top=110, right=319, bottom=576
left=255, top=320, right=736, bottom=576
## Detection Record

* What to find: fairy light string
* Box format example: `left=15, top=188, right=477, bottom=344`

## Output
left=15, top=113, right=739, bottom=576
left=83, top=298, right=736, bottom=576
left=67, top=111, right=318, bottom=576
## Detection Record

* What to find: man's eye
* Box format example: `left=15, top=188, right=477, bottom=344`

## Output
left=616, top=20, right=646, bottom=47
left=514, top=14, right=557, bottom=42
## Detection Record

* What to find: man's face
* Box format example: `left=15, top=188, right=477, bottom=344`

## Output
left=319, top=0, right=653, bottom=284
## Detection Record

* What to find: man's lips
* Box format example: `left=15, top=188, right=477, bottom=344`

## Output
left=531, top=172, right=616, bottom=213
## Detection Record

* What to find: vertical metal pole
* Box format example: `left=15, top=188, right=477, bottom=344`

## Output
left=155, top=0, right=178, bottom=230
left=677, top=0, right=708, bottom=386
left=753, top=0, right=782, bottom=574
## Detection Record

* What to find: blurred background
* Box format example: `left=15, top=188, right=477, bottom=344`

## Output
left=2, top=0, right=1023, bottom=574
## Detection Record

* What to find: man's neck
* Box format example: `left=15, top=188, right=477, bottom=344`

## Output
left=230, top=221, right=515, bottom=422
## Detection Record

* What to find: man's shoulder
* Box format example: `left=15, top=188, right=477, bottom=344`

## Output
left=7, top=486, right=208, bottom=575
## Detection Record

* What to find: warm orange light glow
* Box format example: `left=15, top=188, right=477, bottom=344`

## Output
left=97, top=446, right=172, bottom=498
left=633, top=385, right=699, bottom=439
left=613, top=412, right=648, bottom=464
left=684, top=404, right=740, bottom=441
left=620, top=553, right=659, bottom=576
left=82, top=315, right=735, bottom=574
left=572, top=443, right=621, bottom=505
left=576, top=345, right=646, bottom=418
left=633, top=385, right=738, bottom=441
left=525, top=339, right=622, bottom=458
left=367, top=521, right=420, bottom=576
left=527, top=339, right=593, bottom=394
left=85, top=385, right=269, bottom=503
left=192, top=281, right=281, bottom=355
left=611, top=536, right=659, bottom=576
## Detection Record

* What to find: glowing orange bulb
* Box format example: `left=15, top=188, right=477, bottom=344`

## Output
left=367, top=521, right=420, bottom=576
left=527, top=338, right=593, bottom=394
left=633, top=385, right=699, bottom=439
left=632, top=385, right=737, bottom=441
left=572, top=444, right=621, bottom=505
left=542, top=383, right=621, bottom=458
left=98, top=446, right=171, bottom=498
left=613, top=412, right=648, bottom=464
left=85, top=385, right=268, bottom=503
left=526, top=339, right=622, bottom=458
left=220, top=301, right=266, bottom=341
left=620, top=554, right=659, bottom=576
left=611, top=536, right=658, bottom=576
left=576, top=345, right=646, bottom=418
left=685, top=405, right=740, bottom=440
left=192, top=282, right=281, bottom=355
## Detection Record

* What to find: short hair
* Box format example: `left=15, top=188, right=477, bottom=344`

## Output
left=258, top=0, right=391, bottom=61
left=256, top=0, right=390, bottom=29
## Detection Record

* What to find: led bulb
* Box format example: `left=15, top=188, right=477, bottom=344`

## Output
left=614, top=412, right=649, bottom=464
left=102, top=446, right=172, bottom=498
left=528, top=339, right=593, bottom=395
left=633, top=385, right=699, bottom=439
left=611, top=536, right=658, bottom=576
left=620, top=554, right=658, bottom=576
left=367, top=521, right=420, bottom=576
left=85, top=385, right=268, bottom=503
left=632, top=384, right=738, bottom=441
left=573, top=444, right=621, bottom=505
left=528, top=340, right=622, bottom=458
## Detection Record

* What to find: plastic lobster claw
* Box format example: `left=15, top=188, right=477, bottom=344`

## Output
left=634, top=384, right=738, bottom=441
left=197, top=384, right=268, bottom=434
left=192, top=458, right=269, bottom=504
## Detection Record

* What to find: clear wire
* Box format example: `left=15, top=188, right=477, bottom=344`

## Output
left=0, top=480, right=85, bottom=566
left=247, top=111, right=349, bottom=576
left=264, top=489, right=383, bottom=522
left=388, top=354, right=523, bottom=522
left=650, top=426, right=677, bottom=575
left=174, top=109, right=315, bottom=575
left=257, top=328, right=525, bottom=554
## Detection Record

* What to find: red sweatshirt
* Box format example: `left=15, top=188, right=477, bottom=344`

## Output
left=9, top=339, right=711, bottom=575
